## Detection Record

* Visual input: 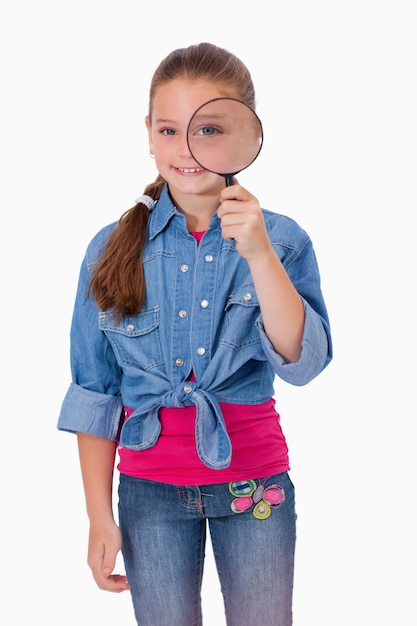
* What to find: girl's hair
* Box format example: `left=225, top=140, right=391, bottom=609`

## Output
left=90, top=42, right=255, bottom=317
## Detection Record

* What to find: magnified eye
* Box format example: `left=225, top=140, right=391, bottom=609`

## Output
left=197, top=125, right=223, bottom=136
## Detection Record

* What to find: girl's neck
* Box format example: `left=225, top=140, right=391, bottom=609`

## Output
left=183, top=210, right=212, bottom=232
left=168, top=188, right=220, bottom=231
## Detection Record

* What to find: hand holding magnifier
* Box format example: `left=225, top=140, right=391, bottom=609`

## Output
left=186, top=98, right=263, bottom=187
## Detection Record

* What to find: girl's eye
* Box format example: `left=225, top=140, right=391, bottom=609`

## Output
left=162, top=128, right=176, bottom=136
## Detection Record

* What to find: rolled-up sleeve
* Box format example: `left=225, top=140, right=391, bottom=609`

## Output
left=58, top=382, right=123, bottom=440
left=256, top=298, right=331, bottom=386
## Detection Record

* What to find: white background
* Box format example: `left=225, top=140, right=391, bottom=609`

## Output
left=1, top=1, right=416, bottom=624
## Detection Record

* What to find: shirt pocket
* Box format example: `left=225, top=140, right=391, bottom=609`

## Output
left=222, top=288, right=263, bottom=351
left=99, top=306, right=163, bottom=372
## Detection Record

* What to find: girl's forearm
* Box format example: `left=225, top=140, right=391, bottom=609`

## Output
left=77, top=432, right=118, bottom=522
left=248, top=247, right=305, bottom=364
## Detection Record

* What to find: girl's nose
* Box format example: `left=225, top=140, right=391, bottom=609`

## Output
left=178, top=134, right=193, bottom=158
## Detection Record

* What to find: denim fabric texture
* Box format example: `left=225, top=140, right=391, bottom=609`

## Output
left=58, top=184, right=332, bottom=468
left=118, top=471, right=296, bottom=626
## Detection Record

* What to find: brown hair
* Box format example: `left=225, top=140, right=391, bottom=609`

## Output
left=90, top=43, right=256, bottom=317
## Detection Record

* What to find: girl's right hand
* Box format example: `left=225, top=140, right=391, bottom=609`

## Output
left=87, top=519, right=131, bottom=593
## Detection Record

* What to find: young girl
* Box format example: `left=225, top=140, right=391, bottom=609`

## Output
left=58, top=42, right=332, bottom=626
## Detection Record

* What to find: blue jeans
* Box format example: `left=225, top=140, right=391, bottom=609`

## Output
left=118, top=472, right=296, bottom=626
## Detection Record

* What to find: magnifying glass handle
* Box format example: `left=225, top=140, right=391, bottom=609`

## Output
left=225, top=175, right=234, bottom=187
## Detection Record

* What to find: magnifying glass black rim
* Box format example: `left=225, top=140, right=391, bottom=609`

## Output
left=186, top=97, right=264, bottom=178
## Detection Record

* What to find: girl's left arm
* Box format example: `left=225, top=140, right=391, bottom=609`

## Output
left=218, top=183, right=306, bottom=364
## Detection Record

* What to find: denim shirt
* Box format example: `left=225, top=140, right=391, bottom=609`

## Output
left=58, top=184, right=332, bottom=469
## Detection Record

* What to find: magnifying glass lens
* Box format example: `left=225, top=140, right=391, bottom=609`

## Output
left=187, top=98, right=263, bottom=180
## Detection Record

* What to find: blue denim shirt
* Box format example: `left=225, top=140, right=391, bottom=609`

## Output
left=58, top=184, right=332, bottom=469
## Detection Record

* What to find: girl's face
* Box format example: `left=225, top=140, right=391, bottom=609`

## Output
left=146, top=78, right=240, bottom=207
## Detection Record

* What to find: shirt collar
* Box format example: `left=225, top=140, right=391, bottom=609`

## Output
left=147, top=184, right=178, bottom=240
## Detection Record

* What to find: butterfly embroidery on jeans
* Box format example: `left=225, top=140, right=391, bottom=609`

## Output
left=229, top=479, right=285, bottom=520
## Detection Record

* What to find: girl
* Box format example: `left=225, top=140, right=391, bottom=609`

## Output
left=58, top=42, right=332, bottom=626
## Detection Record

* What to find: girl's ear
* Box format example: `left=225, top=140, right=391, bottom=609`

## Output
left=145, top=116, right=154, bottom=155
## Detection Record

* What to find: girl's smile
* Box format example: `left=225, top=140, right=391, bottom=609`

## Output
left=174, top=166, right=205, bottom=176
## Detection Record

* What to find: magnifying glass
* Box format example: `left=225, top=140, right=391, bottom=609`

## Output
left=186, top=97, right=263, bottom=187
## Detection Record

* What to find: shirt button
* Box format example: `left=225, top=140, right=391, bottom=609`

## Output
left=178, top=310, right=187, bottom=318
left=243, top=292, right=253, bottom=302
left=175, top=358, right=184, bottom=367
left=180, top=264, right=189, bottom=273
left=126, top=324, right=135, bottom=332
left=196, top=347, right=206, bottom=356
left=204, top=254, right=214, bottom=263
left=200, top=300, right=209, bottom=309
left=184, top=384, right=192, bottom=393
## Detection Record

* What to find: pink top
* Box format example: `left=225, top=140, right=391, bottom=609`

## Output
left=117, top=231, right=290, bottom=485
left=118, top=399, right=289, bottom=485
